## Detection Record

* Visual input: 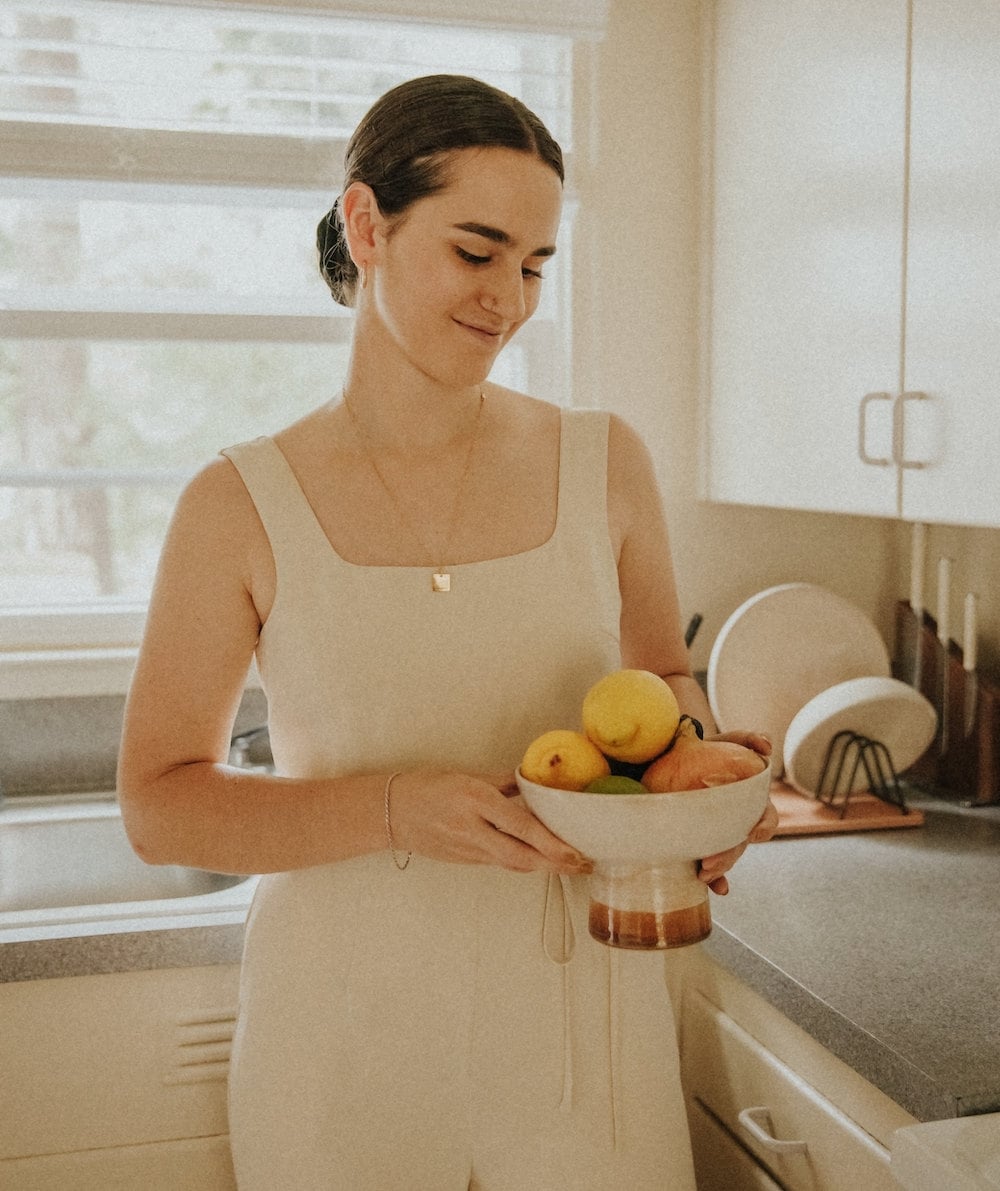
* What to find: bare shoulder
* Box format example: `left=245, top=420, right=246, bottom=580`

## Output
left=178, top=452, right=256, bottom=514
left=157, top=453, right=274, bottom=619
left=605, top=413, right=663, bottom=543
left=167, top=455, right=265, bottom=556
left=606, top=411, right=656, bottom=476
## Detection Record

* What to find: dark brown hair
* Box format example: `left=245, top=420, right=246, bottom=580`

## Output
left=317, top=74, right=564, bottom=306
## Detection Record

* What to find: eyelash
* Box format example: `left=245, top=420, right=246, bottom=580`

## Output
left=455, top=247, right=544, bottom=280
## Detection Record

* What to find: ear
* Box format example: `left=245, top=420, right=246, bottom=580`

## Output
left=340, top=182, right=383, bottom=273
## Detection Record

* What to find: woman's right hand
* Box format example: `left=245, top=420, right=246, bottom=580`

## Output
left=386, top=771, right=592, bottom=876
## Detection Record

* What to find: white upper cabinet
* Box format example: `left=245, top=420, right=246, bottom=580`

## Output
left=902, top=0, right=1000, bottom=526
left=704, top=0, right=1000, bottom=528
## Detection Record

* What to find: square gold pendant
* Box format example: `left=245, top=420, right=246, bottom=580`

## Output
left=431, top=571, right=451, bottom=593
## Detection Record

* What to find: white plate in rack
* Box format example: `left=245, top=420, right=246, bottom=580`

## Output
left=783, top=676, right=937, bottom=797
left=707, top=583, right=892, bottom=776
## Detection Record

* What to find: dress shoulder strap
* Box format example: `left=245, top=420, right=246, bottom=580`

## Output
left=221, top=436, right=330, bottom=566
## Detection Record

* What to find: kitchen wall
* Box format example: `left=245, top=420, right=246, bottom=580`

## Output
left=4, top=2, right=996, bottom=797
left=580, top=0, right=999, bottom=679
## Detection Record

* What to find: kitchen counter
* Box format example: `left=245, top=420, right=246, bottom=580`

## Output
left=3, top=792, right=998, bottom=1127
left=704, top=790, right=1000, bottom=1123
left=0, top=918, right=245, bottom=983
left=0, top=884, right=253, bottom=983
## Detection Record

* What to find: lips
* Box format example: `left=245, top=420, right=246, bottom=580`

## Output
left=455, top=317, right=505, bottom=341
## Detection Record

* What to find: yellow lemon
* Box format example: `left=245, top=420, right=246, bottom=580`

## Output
left=582, top=669, right=681, bottom=764
left=521, top=729, right=612, bottom=791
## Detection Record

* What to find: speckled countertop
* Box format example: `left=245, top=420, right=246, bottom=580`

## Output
left=0, top=884, right=254, bottom=983
left=704, top=791, right=1000, bottom=1123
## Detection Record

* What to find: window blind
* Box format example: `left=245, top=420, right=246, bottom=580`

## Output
left=0, top=0, right=594, bottom=627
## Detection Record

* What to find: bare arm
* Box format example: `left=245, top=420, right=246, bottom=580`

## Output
left=118, top=458, right=588, bottom=877
left=607, top=414, right=716, bottom=724
left=607, top=415, right=778, bottom=886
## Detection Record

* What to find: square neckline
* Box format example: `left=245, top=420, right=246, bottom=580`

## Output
left=263, top=410, right=572, bottom=574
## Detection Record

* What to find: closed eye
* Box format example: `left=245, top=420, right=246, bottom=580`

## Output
left=456, top=247, right=490, bottom=266
left=456, top=246, right=545, bottom=280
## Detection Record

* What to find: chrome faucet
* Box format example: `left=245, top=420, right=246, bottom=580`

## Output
left=229, top=725, right=272, bottom=772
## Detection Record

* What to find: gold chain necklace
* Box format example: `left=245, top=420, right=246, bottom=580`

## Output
left=342, top=389, right=485, bottom=592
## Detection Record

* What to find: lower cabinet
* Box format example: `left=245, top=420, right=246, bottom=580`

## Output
left=672, top=949, right=917, bottom=1191
left=0, top=949, right=927, bottom=1190
left=0, top=964, right=240, bottom=1190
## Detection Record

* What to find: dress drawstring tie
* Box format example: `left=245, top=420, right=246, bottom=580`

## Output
left=542, top=873, right=575, bottom=1112
left=542, top=873, right=622, bottom=1149
left=607, top=944, right=622, bottom=1149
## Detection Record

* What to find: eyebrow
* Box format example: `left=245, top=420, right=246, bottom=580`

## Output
left=453, top=221, right=557, bottom=258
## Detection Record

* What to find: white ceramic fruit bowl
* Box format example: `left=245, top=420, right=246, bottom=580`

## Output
left=515, top=764, right=772, bottom=864
left=515, top=764, right=772, bottom=950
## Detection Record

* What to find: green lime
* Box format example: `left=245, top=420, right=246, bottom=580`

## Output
left=584, top=775, right=648, bottom=795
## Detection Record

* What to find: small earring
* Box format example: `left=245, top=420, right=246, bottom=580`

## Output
left=359, top=264, right=369, bottom=291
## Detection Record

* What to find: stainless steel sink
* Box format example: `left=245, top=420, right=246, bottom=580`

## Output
left=0, top=793, right=247, bottom=912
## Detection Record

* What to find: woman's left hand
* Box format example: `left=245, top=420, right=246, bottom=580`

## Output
left=697, top=729, right=778, bottom=895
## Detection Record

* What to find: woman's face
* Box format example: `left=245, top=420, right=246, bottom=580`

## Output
left=368, top=146, right=563, bottom=388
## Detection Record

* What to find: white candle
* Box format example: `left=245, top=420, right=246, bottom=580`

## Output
left=937, top=557, right=952, bottom=646
left=910, top=522, right=926, bottom=614
left=964, top=592, right=978, bottom=673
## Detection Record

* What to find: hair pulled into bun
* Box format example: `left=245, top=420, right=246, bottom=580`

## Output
left=316, top=197, right=357, bottom=308
left=315, top=74, right=563, bottom=308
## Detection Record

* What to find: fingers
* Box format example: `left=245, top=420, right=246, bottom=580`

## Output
left=749, top=797, right=780, bottom=842
left=486, top=795, right=593, bottom=875
left=698, top=841, right=746, bottom=889
left=698, top=795, right=780, bottom=892
left=390, top=771, right=591, bottom=875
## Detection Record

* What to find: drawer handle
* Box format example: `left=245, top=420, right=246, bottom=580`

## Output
left=737, top=1106, right=809, bottom=1154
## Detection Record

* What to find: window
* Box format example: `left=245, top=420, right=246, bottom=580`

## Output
left=0, top=0, right=600, bottom=681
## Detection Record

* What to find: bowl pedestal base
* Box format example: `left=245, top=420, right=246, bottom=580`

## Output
left=587, top=862, right=712, bottom=950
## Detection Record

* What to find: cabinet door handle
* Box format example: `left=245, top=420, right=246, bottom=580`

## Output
left=894, top=390, right=929, bottom=469
left=737, top=1106, right=809, bottom=1154
left=857, top=391, right=893, bottom=466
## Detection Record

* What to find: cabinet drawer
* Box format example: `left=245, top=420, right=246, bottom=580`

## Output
left=682, top=988, right=894, bottom=1191
left=688, top=1096, right=783, bottom=1190
left=0, top=966, right=239, bottom=1160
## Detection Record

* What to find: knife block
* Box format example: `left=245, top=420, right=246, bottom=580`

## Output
left=894, top=600, right=999, bottom=805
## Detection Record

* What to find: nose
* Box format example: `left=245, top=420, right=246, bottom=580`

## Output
left=482, top=267, right=527, bottom=323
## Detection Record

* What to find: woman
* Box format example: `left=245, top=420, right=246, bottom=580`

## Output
left=119, top=74, right=776, bottom=1190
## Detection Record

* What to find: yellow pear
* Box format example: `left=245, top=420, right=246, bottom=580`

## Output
left=582, top=669, right=681, bottom=764
left=521, top=729, right=611, bottom=791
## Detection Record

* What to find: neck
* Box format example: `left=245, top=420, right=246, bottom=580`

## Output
left=340, top=380, right=486, bottom=454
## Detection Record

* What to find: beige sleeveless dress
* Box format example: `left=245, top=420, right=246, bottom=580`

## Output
left=223, top=410, right=696, bottom=1191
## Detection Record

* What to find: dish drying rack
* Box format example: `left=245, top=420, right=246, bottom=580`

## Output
left=813, top=730, right=910, bottom=819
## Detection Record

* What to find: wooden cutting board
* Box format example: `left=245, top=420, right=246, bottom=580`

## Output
left=769, top=780, right=924, bottom=837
